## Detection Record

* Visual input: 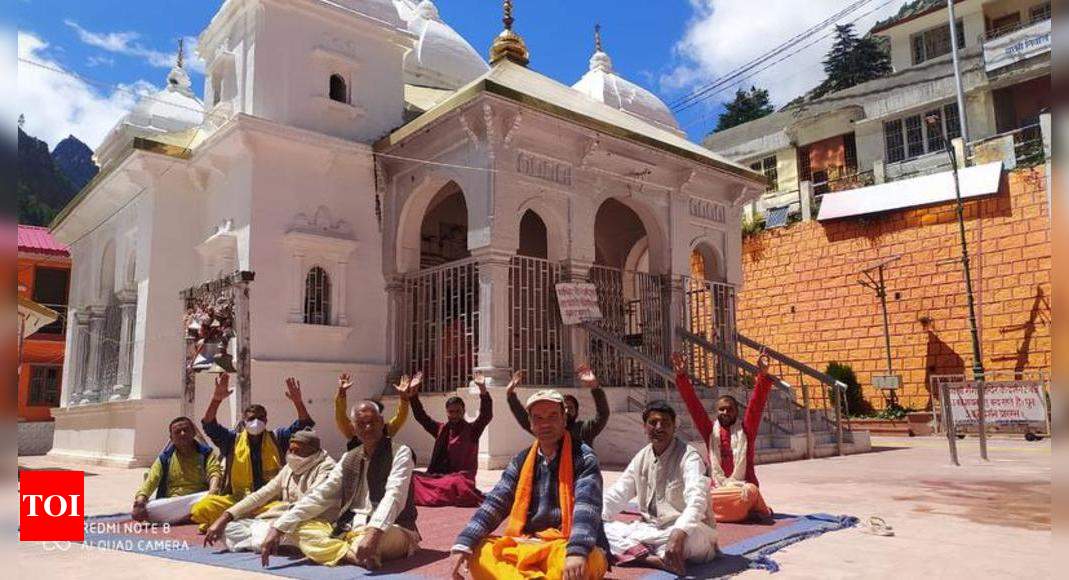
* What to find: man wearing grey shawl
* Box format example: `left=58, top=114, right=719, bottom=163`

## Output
left=203, top=428, right=335, bottom=552
left=602, top=400, right=717, bottom=575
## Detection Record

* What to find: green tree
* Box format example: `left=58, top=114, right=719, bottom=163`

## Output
left=714, top=86, right=774, bottom=132
left=811, top=24, right=892, bottom=98
left=825, top=361, right=872, bottom=416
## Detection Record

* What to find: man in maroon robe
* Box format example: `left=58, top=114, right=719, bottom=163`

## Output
left=408, top=371, right=493, bottom=507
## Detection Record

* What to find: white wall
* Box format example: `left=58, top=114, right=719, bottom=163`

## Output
left=883, top=0, right=985, bottom=72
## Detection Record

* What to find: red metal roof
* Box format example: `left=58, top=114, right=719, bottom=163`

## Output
left=17, top=225, right=69, bottom=256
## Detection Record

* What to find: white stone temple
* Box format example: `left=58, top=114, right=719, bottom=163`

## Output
left=49, top=0, right=770, bottom=468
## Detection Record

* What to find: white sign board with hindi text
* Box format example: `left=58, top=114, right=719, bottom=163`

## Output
left=555, top=283, right=602, bottom=325
left=946, top=381, right=1047, bottom=425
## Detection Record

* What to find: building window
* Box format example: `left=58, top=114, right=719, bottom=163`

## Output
left=329, top=74, right=348, bottom=103
left=884, top=119, right=905, bottom=163
left=32, top=267, right=69, bottom=335
left=883, top=104, right=962, bottom=163
left=1030, top=2, right=1051, bottom=23
left=749, top=156, right=779, bottom=191
left=304, top=266, right=331, bottom=325
left=911, top=19, right=965, bottom=65
left=28, top=365, right=61, bottom=406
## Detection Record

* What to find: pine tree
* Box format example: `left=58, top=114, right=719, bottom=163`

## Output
left=713, top=86, right=774, bottom=133
left=811, top=24, right=892, bottom=98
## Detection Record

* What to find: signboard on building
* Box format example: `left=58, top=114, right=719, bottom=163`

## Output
left=984, top=18, right=1051, bottom=72
left=945, top=381, right=1048, bottom=425
left=554, top=282, right=602, bottom=325
left=872, top=375, right=901, bottom=390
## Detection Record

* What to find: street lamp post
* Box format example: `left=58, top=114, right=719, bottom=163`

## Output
left=929, top=114, right=988, bottom=461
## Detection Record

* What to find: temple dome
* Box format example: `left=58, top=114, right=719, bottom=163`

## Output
left=571, top=34, right=680, bottom=134
left=124, top=64, right=204, bottom=133
left=394, top=0, right=488, bottom=89
left=333, top=0, right=405, bottom=28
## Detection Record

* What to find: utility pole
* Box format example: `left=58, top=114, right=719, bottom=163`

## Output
left=930, top=113, right=988, bottom=461
left=947, top=0, right=971, bottom=149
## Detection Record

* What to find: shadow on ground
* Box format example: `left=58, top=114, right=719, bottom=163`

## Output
left=893, top=479, right=1050, bottom=531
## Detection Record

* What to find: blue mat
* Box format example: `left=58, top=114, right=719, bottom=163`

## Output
left=638, top=513, right=859, bottom=579
left=82, top=512, right=857, bottom=579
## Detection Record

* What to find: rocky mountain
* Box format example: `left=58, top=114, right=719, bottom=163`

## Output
left=52, top=135, right=98, bottom=192
left=16, top=129, right=97, bottom=227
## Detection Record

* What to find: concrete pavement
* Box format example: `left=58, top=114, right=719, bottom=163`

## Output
left=18, top=436, right=1051, bottom=578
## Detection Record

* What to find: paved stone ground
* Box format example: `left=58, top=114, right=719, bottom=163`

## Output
left=17, top=436, right=1051, bottom=579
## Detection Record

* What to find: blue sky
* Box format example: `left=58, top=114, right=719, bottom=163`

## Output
left=16, top=1, right=905, bottom=148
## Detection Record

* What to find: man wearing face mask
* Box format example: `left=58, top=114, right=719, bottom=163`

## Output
left=193, top=374, right=316, bottom=528
left=672, top=351, right=774, bottom=523
left=408, top=370, right=493, bottom=507
left=202, top=428, right=335, bottom=552
left=260, top=400, right=420, bottom=569
left=506, top=365, right=610, bottom=447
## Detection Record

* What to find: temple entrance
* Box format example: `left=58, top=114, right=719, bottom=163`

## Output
left=589, top=198, right=666, bottom=387
left=399, top=182, right=478, bottom=392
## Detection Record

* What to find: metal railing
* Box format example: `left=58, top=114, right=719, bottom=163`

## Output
left=398, top=258, right=479, bottom=392
left=981, top=12, right=1050, bottom=42
left=678, top=328, right=849, bottom=457
left=508, top=256, right=566, bottom=387
left=679, top=276, right=737, bottom=388
left=587, top=265, right=667, bottom=390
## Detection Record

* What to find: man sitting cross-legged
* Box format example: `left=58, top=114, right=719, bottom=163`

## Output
left=259, top=400, right=420, bottom=569
left=193, top=374, right=316, bottom=527
left=450, top=389, right=610, bottom=580
left=132, top=416, right=223, bottom=524
left=672, top=351, right=774, bottom=523
left=202, top=428, right=335, bottom=552
left=409, top=370, right=493, bottom=507
left=602, top=400, right=717, bottom=575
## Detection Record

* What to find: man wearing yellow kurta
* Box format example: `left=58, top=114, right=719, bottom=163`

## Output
left=132, top=416, right=223, bottom=524
left=192, top=374, right=315, bottom=527
left=259, top=400, right=420, bottom=570
left=334, top=372, right=411, bottom=450
left=450, top=389, right=610, bottom=580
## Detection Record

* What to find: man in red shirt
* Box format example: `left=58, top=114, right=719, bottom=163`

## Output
left=671, top=351, right=774, bottom=523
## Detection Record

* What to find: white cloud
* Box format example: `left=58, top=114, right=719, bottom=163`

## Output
left=664, top=0, right=902, bottom=129
left=17, top=31, right=150, bottom=149
left=64, top=20, right=204, bottom=73
left=86, top=54, right=115, bottom=67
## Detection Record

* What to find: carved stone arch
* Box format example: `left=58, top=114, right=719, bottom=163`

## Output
left=394, top=172, right=474, bottom=274
left=593, top=194, right=669, bottom=275
left=689, top=237, right=726, bottom=282
left=514, top=195, right=568, bottom=262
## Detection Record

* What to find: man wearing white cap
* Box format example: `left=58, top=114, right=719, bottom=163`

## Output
left=203, top=428, right=335, bottom=553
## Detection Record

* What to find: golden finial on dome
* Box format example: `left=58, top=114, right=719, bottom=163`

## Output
left=489, top=0, right=529, bottom=67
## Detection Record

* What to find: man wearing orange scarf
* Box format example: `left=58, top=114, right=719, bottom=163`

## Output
left=450, top=390, right=609, bottom=580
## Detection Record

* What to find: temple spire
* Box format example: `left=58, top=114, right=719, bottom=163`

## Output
left=588, top=23, right=613, bottom=73
left=489, top=0, right=529, bottom=66
left=166, top=37, right=194, bottom=96
left=177, top=38, right=185, bottom=69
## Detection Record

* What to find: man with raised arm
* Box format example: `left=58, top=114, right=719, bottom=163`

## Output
left=259, top=401, right=420, bottom=569
left=602, top=400, right=717, bottom=574
left=506, top=365, right=610, bottom=447
left=408, top=370, right=493, bottom=507
left=450, top=389, right=610, bottom=580
left=334, top=372, right=412, bottom=451
left=672, top=351, right=775, bottom=523
left=193, top=374, right=316, bottom=527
